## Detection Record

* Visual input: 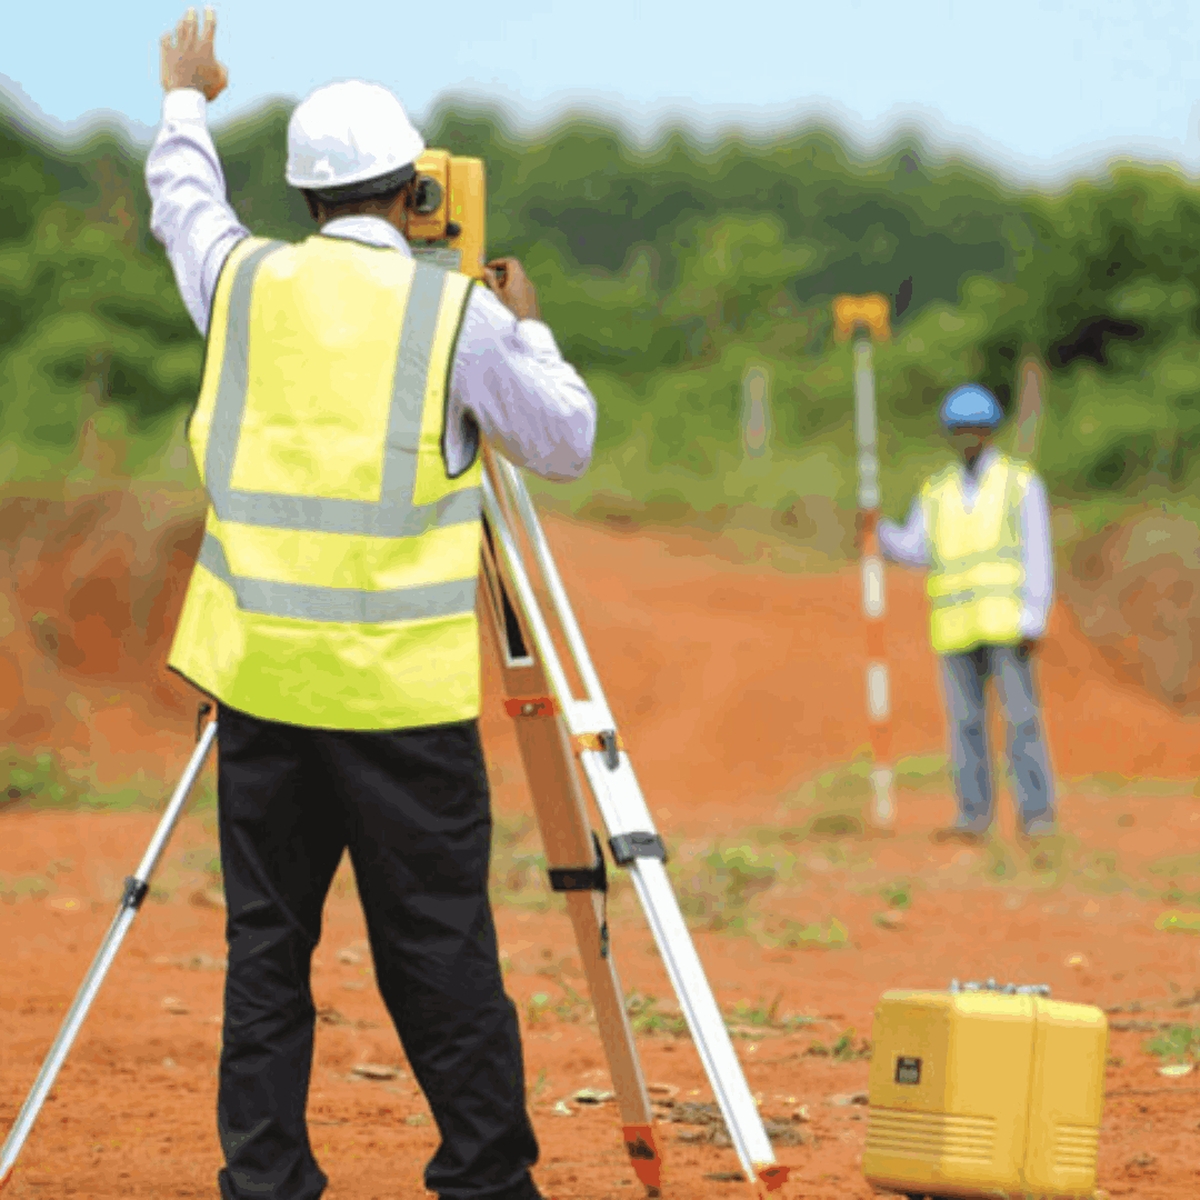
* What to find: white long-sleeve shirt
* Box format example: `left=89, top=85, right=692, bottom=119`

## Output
left=144, top=88, right=596, bottom=481
left=878, top=446, right=1055, bottom=640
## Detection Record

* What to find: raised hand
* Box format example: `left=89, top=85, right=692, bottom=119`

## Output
left=160, top=7, right=228, bottom=102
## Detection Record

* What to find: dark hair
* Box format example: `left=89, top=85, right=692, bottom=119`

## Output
left=302, top=163, right=416, bottom=209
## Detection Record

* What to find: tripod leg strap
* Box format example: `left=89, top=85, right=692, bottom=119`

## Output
left=547, top=832, right=610, bottom=958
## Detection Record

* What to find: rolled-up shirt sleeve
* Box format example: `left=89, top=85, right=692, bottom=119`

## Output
left=1018, top=473, right=1054, bottom=638
left=144, top=88, right=248, bottom=336
left=445, top=285, right=597, bottom=481
left=879, top=498, right=930, bottom=567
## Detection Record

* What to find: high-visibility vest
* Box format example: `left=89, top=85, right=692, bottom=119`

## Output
left=920, top=452, right=1031, bottom=656
left=169, top=234, right=483, bottom=731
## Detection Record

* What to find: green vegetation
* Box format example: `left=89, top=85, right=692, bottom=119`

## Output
left=1, top=748, right=79, bottom=807
left=766, top=916, right=851, bottom=950
left=0, top=743, right=216, bottom=813
left=1144, top=1024, right=1200, bottom=1065
left=802, top=1028, right=873, bottom=1060
left=621, top=991, right=822, bottom=1040
left=880, top=879, right=912, bottom=909
left=625, top=992, right=691, bottom=1037
left=2, top=92, right=1198, bottom=526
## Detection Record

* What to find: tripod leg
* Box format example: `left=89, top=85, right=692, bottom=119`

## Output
left=476, top=471, right=787, bottom=1195
left=0, top=717, right=218, bottom=1191
left=478, top=543, right=664, bottom=1198
left=580, top=753, right=785, bottom=1196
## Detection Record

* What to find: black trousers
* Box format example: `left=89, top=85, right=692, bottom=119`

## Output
left=214, top=704, right=542, bottom=1200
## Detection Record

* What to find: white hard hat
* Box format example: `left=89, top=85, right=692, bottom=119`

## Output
left=286, top=80, right=425, bottom=191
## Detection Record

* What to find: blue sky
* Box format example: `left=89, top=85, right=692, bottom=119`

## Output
left=5, top=0, right=1200, bottom=182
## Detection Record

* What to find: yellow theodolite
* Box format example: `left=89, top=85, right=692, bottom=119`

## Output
left=407, top=150, right=487, bottom=281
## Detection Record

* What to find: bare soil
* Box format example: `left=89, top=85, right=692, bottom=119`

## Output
left=2, top=514, right=1199, bottom=1199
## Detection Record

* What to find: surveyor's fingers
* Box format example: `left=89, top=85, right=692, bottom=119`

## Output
left=483, top=258, right=512, bottom=293
left=201, top=6, right=217, bottom=51
left=485, top=257, right=519, bottom=285
left=180, top=8, right=198, bottom=51
left=485, top=258, right=539, bottom=320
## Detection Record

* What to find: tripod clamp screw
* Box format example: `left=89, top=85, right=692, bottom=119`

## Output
left=195, top=701, right=214, bottom=742
left=120, top=876, right=149, bottom=911
left=608, top=831, right=667, bottom=866
left=598, top=730, right=620, bottom=770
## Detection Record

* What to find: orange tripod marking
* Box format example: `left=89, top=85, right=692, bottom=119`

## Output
left=622, top=1124, right=664, bottom=1196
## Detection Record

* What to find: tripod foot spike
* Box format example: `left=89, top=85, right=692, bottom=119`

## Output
left=622, top=1123, right=663, bottom=1196
left=757, top=1162, right=791, bottom=1192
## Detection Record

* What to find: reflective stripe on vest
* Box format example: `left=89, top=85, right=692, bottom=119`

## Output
left=921, top=454, right=1028, bottom=655
left=195, top=532, right=478, bottom=624
left=169, top=234, right=483, bottom=730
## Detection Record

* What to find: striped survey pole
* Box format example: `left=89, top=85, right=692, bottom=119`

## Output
left=833, top=294, right=894, bottom=833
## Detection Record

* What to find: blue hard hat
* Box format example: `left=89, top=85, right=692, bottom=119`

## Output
left=939, top=384, right=1003, bottom=430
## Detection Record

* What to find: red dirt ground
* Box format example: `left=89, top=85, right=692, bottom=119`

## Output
left=2, top=514, right=1199, bottom=1199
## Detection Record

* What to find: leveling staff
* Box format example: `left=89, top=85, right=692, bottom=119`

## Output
left=148, top=10, right=595, bottom=1200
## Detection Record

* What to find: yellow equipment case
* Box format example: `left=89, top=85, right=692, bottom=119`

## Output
left=862, top=981, right=1107, bottom=1200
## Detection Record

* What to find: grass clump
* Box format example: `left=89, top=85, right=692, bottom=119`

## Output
left=674, top=842, right=788, bottom=933
left=724, top=995, right=819, bottom=1036
left=624, top=992, right=821, bottom=1040
left=893, top=754, right=950, bottom=791
left=1, top=749, right=80, bottom=808
left=1145, top=1025, right=1200, bottom=1065
left=0, top=745, right=216, bottom=813
left=490, top=814, right=558, bottom=913
left=762, top=916, right=850, bottom=950
left=804, top=1029, right=872, bottom=1060
left=880, top=879, right=912, bottom=909
left=626, top=992, right=690, bottom=1038
left=0, top=857, right=76, bottom=904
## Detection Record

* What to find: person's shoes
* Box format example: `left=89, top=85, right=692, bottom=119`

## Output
left=931, top=825, right=988, bottom=845
left=1020, top=819, right=1057, bottom=840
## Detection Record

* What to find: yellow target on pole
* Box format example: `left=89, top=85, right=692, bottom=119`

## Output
left=833, top=293, right=891, bottom=343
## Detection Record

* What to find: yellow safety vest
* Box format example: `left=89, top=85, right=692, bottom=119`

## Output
left=920, top=452, right=1030, bottom=656
left=169, top=234, right=483, bottom=731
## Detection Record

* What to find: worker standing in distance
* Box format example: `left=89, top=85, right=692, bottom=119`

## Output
left=147, top=10, right=595, bottom=1200
left=877, top=384, right=1057, bottom=846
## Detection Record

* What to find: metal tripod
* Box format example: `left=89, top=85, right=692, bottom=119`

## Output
left=0, top=451, right=788, bottom=1198
left=478, top=450, right=786, bottom=1198
left=0, top=715, right=218, bottom=1191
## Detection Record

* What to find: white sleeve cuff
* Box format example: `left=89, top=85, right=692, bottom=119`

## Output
left=516, top=319, right=560, bottom=356
left=1019, top=610, right=1048, bottom=638
left=163, top=89, right=208, bottom=122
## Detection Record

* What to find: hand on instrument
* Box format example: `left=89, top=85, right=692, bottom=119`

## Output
left=160, top=7, right=228, bottom=101
left=484, top=258, right=541, bottom=321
